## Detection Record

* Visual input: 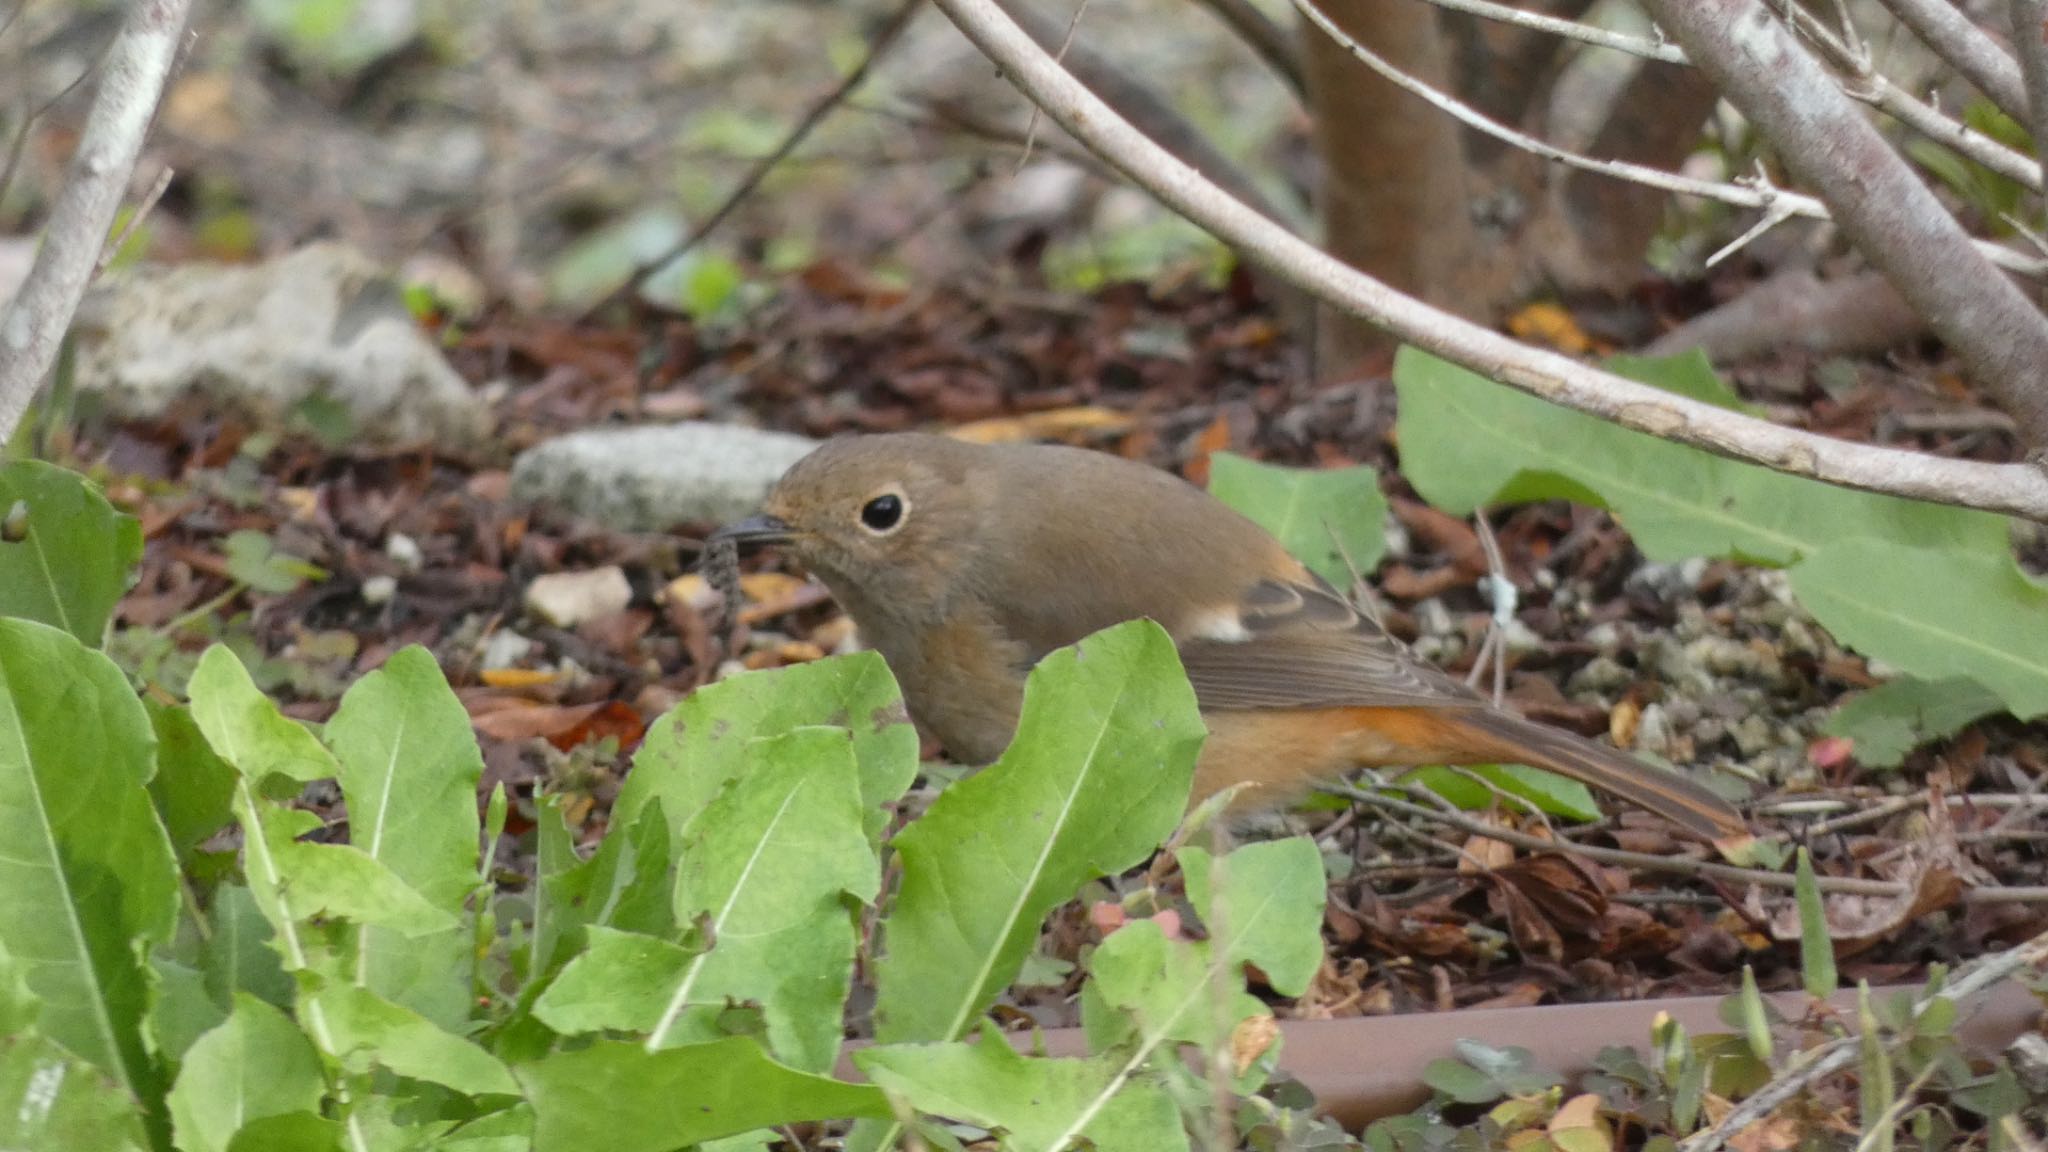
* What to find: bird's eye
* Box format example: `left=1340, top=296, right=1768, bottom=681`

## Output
left=860, top=492, right=906, bottom=534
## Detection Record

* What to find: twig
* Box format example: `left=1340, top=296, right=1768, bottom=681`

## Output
left=1680, top=927, right=2048, bottom=1152
left=1409, top=0, right=1687, bottom=63
left=1324, top=782, right=2048, bottom=903
left=1299, top=0, right=2043, bottom=267
left=1651, top=0, right=2048, bottom=458
left=1193, top=0, right=1306, bottom=95
left=0, top=0, right=190, bottom=446
left=1467, top=508, right=1511, bottom=707
left=1784, top=1, right=2041, bottom=192
left=577, top=0, right=923, bottom=321
left=929, top=0, right=2048, bottom=519
left=2014, top=0, right=2048, bottom=201
left=95, top=163, right=171, bottom=273
left=1875, top=0, right=2029, bottom=119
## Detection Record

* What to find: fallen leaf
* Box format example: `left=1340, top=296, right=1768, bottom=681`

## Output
left=480, top=668, right=562, bottom=689
left=1230, top=1014, right=1280, bottom=1076
left=1508, top=301, right=1592, bottom=354
left=948, top=406, right=1136, bottom=444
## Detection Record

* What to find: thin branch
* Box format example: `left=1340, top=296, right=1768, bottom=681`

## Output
left=929, top=0, right=2048, bottom=519
left=1876, top=0, right=2030, bottom=119
left=2014, top=0, right=2048, bottom=197
left=95, top=163, right=171, bottom=273
left=1299, top=0, right=2044, bottom=274
left=1680, top=926, right=2048, bottom=1152
left=1318, top=774, right=2039, bottom=901
left=1785, top=2, right=2042, bottom=192
left=0, top=0, right=190, bottom=446
left=1191, top=0, right=1306, bottom=96
left=579, top=0, right=924, bottom=321
left=1410, top=0, right=1687, bottom=63
left=1650, top=0, right=2048, bottom=458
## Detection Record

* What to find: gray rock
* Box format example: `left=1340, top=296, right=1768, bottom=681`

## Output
left=511, top=421, right=819, bottom=531
left=71, top=244, right=489, bottom=448
left=1568, top=655, right=1632, bottom=696
left=1634, top=703, right=1673, bottom=757
left=1731, top=714, right=1775, bottom=757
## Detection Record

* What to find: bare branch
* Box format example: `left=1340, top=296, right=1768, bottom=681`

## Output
left=1295, top=0, right=2045, bottom=274
left=2015, top=0, right=2048, bottom=189
left=928, top=0, right=2048, bottom=519
left=1190, top=0, right=1306, bottom=96
left=0, top=0, right=190, bottom=446
left=1412, top=0, right=1686, bottom=62
left=1876, top=0, right=2029, bottom=118
left=1647, top=0, right=2048, bottom=459
left=1788, top=3, right=2042, bottom=192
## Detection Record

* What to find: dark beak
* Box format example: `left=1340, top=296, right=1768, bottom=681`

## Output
left=708, top=513, right=793, bottom=547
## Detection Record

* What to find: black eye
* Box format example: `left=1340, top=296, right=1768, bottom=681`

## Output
left=860, top=493, right=904, bottom=532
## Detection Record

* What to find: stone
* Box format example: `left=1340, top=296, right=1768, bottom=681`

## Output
left=524, top=568, right=632, bottom=628
left=510, top=421, right=819, bottom=531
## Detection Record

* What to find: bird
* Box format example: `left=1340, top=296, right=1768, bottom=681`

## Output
left=709, top=432, right=1747, bottom=840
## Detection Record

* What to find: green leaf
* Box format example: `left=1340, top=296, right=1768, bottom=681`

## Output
left=327, top=646, right=484, bottom=1028
left=0, top=1031, right=152, bottom=1151
left=149, top=955, right=225, bottom=1064
left=533, top=926, right=704, bottom=1035
left=621, top=650, right=916, bottom=851
left=1421, top=1058, right=1502, bottom=1105
left=683, top=255, right=745, bottom=317
left=0, top=460, right=142, bottom=645
left=1392, top=348, right=2007, bottom=565
left=1732, top=967, right=1774, bottom=1062
left=146, top=700, right=238, bottom=866
left=240, top=802, right=460, bottom=940
left=224, top=1111, right=341, bottom=1152
left=1790, top=543, right=2048, bottom=719
left=517, top=1037, right=889, bottom=1152
left=168, top=994, right=326, bottom=1152
left=202, top=885, right=293, bottom=1012
left=1085, top=918, right=1266, bottom=1057
left=1795, top=848, right=1837, bottom=999
left=1399, top=764, right=1602, bottom=823
left=189, top=645, right=341, bottom=785
left=0, top=620, right=179, bottom=1103
left=871, top=619, right=1205, bottom=1044
left=1207, top=453, right=1387, bottom=585
left=221, top=530, right=325, bottom=595
left=303, top=982, right=519, bottom=1096
left=1179, top=837, right=1326, bottom=997
left=647, top=728, right=875, bottom=1070
left=1821, top=676, right=2006, bottom=768
left=858, top=1025, right=1187, bottom=1152
left=1858, top=983, right=1896, bottom=1152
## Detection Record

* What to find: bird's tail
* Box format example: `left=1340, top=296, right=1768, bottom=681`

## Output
left=1452, top=708, right=1748, bottom=840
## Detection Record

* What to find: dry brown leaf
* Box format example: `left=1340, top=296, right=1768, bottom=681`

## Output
left=947, top=406, right=1136, bottom=444
left=1230, top=1014, right=1280, bottom=1076
left=1507, top=301, right=1593, bottom=354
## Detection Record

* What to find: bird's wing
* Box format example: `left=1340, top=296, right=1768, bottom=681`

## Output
left=1176, top=575, right=1485, bottom=711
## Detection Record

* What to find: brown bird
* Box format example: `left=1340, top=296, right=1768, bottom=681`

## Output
left=711, top=433, right=1746, bottom=839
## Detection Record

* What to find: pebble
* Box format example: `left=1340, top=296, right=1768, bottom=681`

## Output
left=525, top=567, right=632, bottom=628
left=1634, top=703, right=1673, bottom=756
left=1731, top=714, right=1775, bottom=757
left=481, top=628, right=536, bottom=670
left=1414, top=598, right=1455, bottom=637
left=386, top=532, right=424, bottom=573
left=361, top=574, right=397, bottom=606
left=1568, top=655, right=1632, bottom=696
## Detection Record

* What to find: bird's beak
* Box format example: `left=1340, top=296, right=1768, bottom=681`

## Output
left=708, top=513, right=793, bottom=547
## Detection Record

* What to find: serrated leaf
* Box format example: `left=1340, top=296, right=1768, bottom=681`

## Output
left=642, top=728, right=875, bottom=1071
left=327, top=646, right=483, bottom=1028
left=1179, top=837, right=1326, bottom=997
left=1393, top=348, right=2007, bottom=565
left=871, top=620, right=1204, bottom=1045
left=168, top=994, right=326, bottom=1152
left=0, top=620, right=179, bottom=1105
left=1821, top=676, right=2006, bottom=768
left=858, top=1025, right=1187, bottom=1152
left=1085, top=919, right=1266, bottom=1058
left=0, top=1031, right=152, bottom=1151
left=189, top=645, right=341, bottom=785
left=1402, top=763, right=1603, bottom=822
left=517, top=1037, right=889, bottom=1152
left=305, top=982, right=518, bottom=1096
left=621, top=650, right=916, bottom=850
left=239, top=799, right=459, bottom=942
left=1208, top=452, right=1387, bottom=585
left=0, top=460, right=142, bottom=645
left=1791, top=543, right=2048, bottom=719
